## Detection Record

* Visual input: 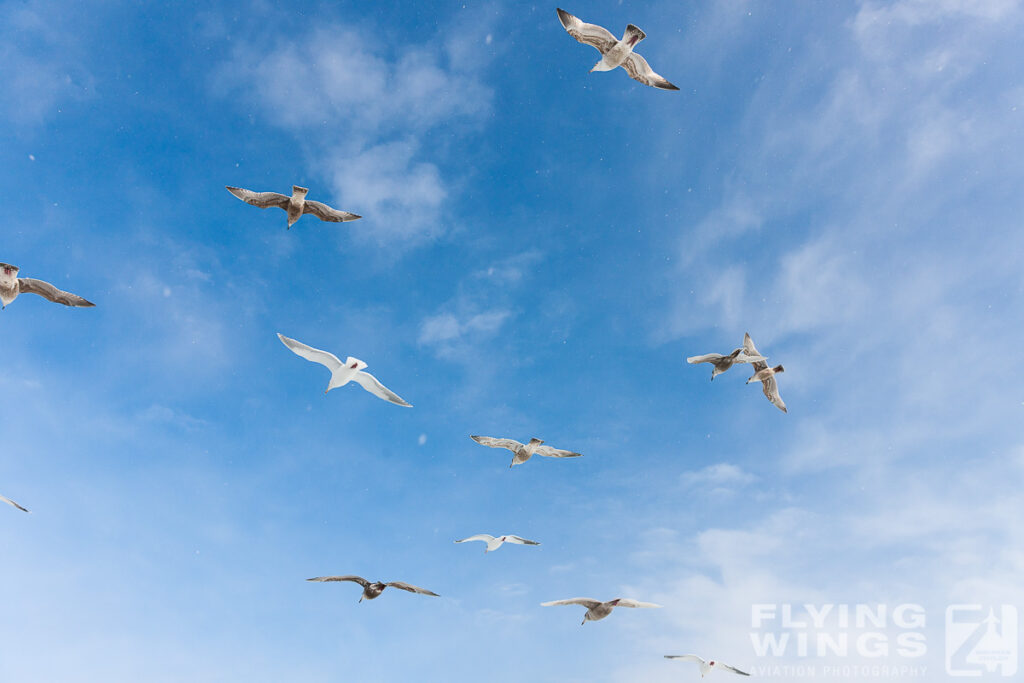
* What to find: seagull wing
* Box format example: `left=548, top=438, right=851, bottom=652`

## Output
left=534, top=445, right=583, bottom=458
left=307, top=575, right=369, bottom=587
left=470, top=436, right=524, bottom=452
left=454, top=534, right=495, bottom=544
left=541, top=597, right=602, bottom=609
left=687, top=353, right=725, bottom=364
left=277, top=333, right=344, bottom=371
left=622, top=53, right=680, bottom=90
left=386, top=581, right=439, bottom=596
left=351, top=371, right=412, bottom=407
left=762, top=375, right=788, bottom=413
left=743, top=333, right=768, bottom=372
left=302, top=200, right=362, bottom=223
left=720, top=662, right=751, bottom=676
left=17, top=278, right=95, bottom=307
left=735, top=353, right=767, bottom=364
left=504, top=535, right=540, bottom=546
left=0, top=495, right=29, bottom=513
left=614, top=598, right=662, bottom=608
left=556, top=8, right=618, bottom=54
left=665, top=655, right=705, bottom=664
left=226, top=186, right=290, bottom=209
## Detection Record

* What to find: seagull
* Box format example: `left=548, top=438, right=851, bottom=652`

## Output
left=556, top=8, right=679, bottom=90
left=0, top=263, right=95, bottom=309
left=454, top=534, right=540, bottom=553
left=665, top=655, right=750, bottom=677
left=687, top=348, right=767, bottom=381
left=541, top=597, right=662, bottom=624
left=277, top=333, right=411, bottom=407
left=743, top=332, right=786, bottom=413
left=469, top=435, right=582, bottom=468
left=226, top=185, right=361, bottom=229
left=1, top=494, right=29, bottom=513
left=306, top=575, right=439, bottom=602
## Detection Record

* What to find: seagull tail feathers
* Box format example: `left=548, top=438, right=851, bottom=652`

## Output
left=624, top=24, right=646, bottom=44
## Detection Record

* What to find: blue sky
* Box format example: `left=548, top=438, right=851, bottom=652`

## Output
left=2, top=0, right=1023, bottom=680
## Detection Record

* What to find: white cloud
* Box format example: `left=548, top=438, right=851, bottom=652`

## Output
left=326, top=139, right=447, bottom=244
left=0, top=2, right=94, bottom=126
left=215, top=13, right=495, bottom=247
left=419, top=310, right=511, bottom=348
left=680, top=462, right=756, bottom=491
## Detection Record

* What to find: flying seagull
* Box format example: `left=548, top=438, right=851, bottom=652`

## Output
left=226, top=185, right=361, bottom=229
left=0, top=263, right=95, bottom=309
left=541, top=597, right=662, bottom=624
left=556, top=8, right=679, bottom=90
left=454, top=534, right=540, bottom=553
left=470, top=435, right=582, bottom=468
left=277, top=333, right=411, bottom=407
left=687, top=348, right=766, bottom=381
left=1, top=494, right=29, bottom=513
left=665, top=655, right=750, bottom=677
left=743, top=332, right=787, bottom=413
left=306, top=575, right=439, bottom=602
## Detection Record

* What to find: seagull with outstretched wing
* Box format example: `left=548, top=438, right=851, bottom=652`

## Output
left=556, top=8, right=679, bottom=90
left=306, top=575, right=439, bottom=602
left=665, top=654, right=750, bottom=677
left=454, top=533, right=540, bottom=553
left=277, top=333, right=411, bottom=407
left=743, top=332, right=787, bottom=413
left=226, top=185, right=361, bottom=229
left=542, top=596, right=662, bottom=624
left=0, top=263, right=95, bottom=309
left=687, top=346, right=766, bottom=381
left=470, top=435, right=582, bottom=467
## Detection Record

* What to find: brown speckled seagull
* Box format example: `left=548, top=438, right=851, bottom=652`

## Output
left=0, top=263, right=95, bottom=310
left=687, top=347, right=766, bottom=381
left=541, top=596, right=662, bottom=625
left=743, top=332, right=787, bottom=413
left=470, top=435, right=582, bottom=468
left=556, top=8, right=679, bottom=90
left=226, top=185, right=361, bottom=229
left=306, top=575, right=439, bottom=602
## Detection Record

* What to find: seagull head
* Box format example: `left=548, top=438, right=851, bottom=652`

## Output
left=0, top=263, right=18, bottom=280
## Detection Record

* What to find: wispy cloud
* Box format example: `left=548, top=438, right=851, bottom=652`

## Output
left=0, top=1, right=95, bottom=126
left=214, top=11, right=496, bottom=247
left=680, top=462, right=756, bottom=492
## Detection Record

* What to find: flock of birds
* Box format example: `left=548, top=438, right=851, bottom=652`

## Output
left=0, top=8, right=799, bottom=679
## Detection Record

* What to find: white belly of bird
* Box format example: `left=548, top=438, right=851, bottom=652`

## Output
left=600, top=42, right=632, bottom=70
left=0, top=283, right=17, bottom=307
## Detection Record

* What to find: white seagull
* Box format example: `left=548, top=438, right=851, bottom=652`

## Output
left=277, top=333, right=411, bottom=407
left=1, top=494, right=29, bottom=513
left=541, top=597, right=662, bottom=624
left=0, top=263, right=95, bottom=309
left=454, top=534, right=540, bottom=553
left=306, top=575, right=439, bottom=602
left=226, top=185, right=361, bottom=229
left=665, top=655, right=750, bottom=677
left=556, top=8, right=679, bottom=90
left=687, top=348, right=766, bottom=381
left=743, top=332, right=786, bottom=413
left=470, top=435, right=582, bottom=468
